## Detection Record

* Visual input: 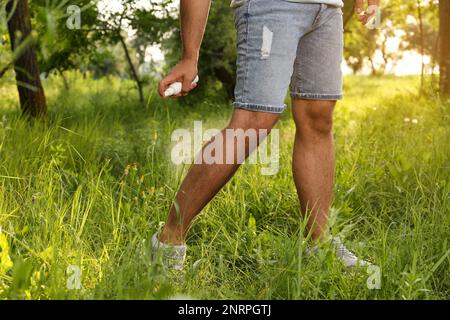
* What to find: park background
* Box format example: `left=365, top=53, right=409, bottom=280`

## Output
left=0, top=0, right=449, bottom=299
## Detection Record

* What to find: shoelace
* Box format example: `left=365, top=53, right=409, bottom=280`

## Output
left=151, top=233, right=186, bottom=270
left=335, top=242, right=358, bottom=260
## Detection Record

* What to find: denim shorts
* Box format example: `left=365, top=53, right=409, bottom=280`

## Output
left=233, top=0, right=344, bottom=114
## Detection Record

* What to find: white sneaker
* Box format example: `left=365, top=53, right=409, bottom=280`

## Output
left=151, top=232, right=187, bottom=271
left=332, top=236, right=371, bottom=269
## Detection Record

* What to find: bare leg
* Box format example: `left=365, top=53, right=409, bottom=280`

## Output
left=160, top=109, right=279, bottom=245
left=292, top=99, right=336, bottom=241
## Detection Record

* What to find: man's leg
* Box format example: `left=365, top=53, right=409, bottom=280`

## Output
left=160, top=109, right=279, bottom=245
left=291, top=99, right=336, bottom=241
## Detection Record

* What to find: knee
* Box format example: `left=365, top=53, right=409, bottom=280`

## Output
left=295, top=101, right=335, bottom=137
left=306, top=110, right=333, bottom=135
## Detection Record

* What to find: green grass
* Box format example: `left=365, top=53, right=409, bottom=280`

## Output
left=0, top=73, right=449, bottom=299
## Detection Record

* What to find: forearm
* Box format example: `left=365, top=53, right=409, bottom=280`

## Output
left=180, top=0, right=211, bottom=62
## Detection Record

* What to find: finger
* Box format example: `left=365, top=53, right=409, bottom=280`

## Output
left=361, top=14, right=372, bottom=25
left=184, top=82, right=198, bottom=93
left=158, top=75, right=177, bottom=97
left=181, top=80, right=193, bottom=92
left=158, top=73, right=178, bottom=97
left=355, top=0, right=364, bottom=14
left=171, top=93, right=187, bottom=99
left=181, top=74, right=198, bottom=92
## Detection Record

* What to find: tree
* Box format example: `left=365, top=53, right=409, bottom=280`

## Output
left=440, top=0, right=450, bottom=95
left=132, top=0, right=177, bottom=80
left=344, top=20, right=379, bottom=74
left=31, top=0, right=99, bottom=89
left=344, top=0, right=408, bottom=75
left=397, top=0, right=439, bottom=90
left=417, top=0, right=425, bottom=89
left=95, top=0, right=148, bottom=104
left=0, top=0, right=34, bottom=78
left=6, top=0, right=47, bottom=118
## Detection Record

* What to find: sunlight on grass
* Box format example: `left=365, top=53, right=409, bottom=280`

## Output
left=0, top=74, right=448, bottom=299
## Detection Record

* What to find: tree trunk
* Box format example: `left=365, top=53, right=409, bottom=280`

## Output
left=6, top=0, right=47, bottom=118
left=417, top=0, right=425, bottom=92
left=119, top=35, right=144, bottom=104
left=58, top=69, right=69, bottom=90
left=368, top=57, right=377, bottom=76
left=440, top=0, right=450, bottom=96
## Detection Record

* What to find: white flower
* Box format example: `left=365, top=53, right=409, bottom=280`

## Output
left=412, top=118, right=419, bottom=124
left=403, top=118, right=411, bottom=123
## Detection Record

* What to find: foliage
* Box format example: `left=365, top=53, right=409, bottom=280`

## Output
left=399, top=0, right=439, bottom=63
left=159, top=0, right=237, bottom=101
left=343, top=0, right=439, bottom=74
left=30, top=0, right=99, bottom=76
left=2, top=0, right=443, bottom=96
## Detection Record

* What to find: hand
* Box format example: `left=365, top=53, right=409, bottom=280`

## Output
left=355, top=0, right=380, bottom=25
left=158, top=59, right=199, bottom=98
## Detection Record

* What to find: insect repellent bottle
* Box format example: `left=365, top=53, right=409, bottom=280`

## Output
left=164, top=76, right=199, bottom=97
